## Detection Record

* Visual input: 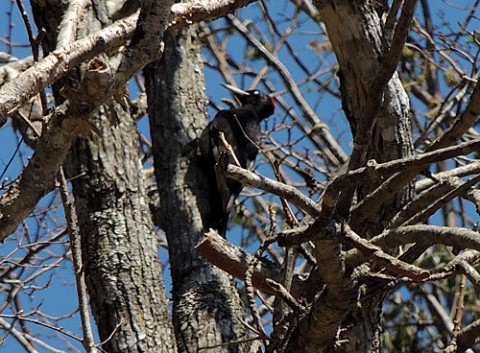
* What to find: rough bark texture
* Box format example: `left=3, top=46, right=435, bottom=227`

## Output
left=31, top=2, right=176, bottom=352
left=145, top=28, right=252, bottom=353
left=68, top=105, right=176, bottom=353
left=319, top=0, right=414, bottom=233
left=288, top=1, right=415, bottom=352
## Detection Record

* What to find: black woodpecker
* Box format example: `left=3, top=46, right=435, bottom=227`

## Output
left=199, top=85, right=275, bottom=236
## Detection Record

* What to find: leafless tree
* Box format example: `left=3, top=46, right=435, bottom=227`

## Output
left=1, top=0, right=480, bottom=352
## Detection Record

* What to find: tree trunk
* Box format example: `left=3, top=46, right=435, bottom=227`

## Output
left=68, top=104, right=176, bottom=353
left=145, top=28, right=253, bottom=353
left=31, top=2, right=176, bottom=352
left=296, top=1, right=415, bottom=352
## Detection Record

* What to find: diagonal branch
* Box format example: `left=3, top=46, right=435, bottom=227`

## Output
left=278, top=139, right=480, bottom=246
left=350, top=139, right=480, bottom=230
left=0, top=14, right=138, bottom=121
left=196, top=230, right=305, bottom=296
left=346, top=226, right=480, bottom=271
left=343, top=225, right=429, bottom=280
left=375, top=0, right=418, bottom=98
left=371, top=225, right=480, bottom=252
left=0, top=102, right=88, bottom=241
left=0, top=0, right=265, bottom=122
left=170, top=0, right=258, bottom=30
left=346, top=0, right=417, bottom=169
left=221, top=163, right=321, bottom=216
left=397, top=174, right=480, bottom=226
left=57, top=167, right=97, bottom=353
left=0, top=1, right=174, bottom=241
left=427, top=79, right=480, bottom=151
left=55, top=0, right=90, bottom=50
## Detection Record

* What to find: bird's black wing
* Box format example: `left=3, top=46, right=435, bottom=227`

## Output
left=198, top=110, right=241, bottom=235
left=198, top=108, right=262, bottom=236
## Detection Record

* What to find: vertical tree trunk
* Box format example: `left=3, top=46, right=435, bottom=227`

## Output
left=145, top=28, right=252, bottom=353
left=31, top=2, right=176, bottom=352
left=68, top=105, right=176, bottom=353
left=309, top=1, right=414, bottom=352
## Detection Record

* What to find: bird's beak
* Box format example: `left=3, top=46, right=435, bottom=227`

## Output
left=221, top=83, right=249, bottom=97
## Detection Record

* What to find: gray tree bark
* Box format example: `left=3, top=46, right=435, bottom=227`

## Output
left=285, top=1, right=415, bottom=352
left=31, top=2, right=176, bottom=352
left=68, top=103, right=176, bottom=353
left=144, top=27, right=253, bottom=353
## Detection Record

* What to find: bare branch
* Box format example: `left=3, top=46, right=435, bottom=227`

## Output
left=416, top=162, right=480, bottom=192
left=0, top=14, right=138, bottom=121
left=0, top=102, right=89, bottom=241
left=55, top=0, right=90, bottom=50
left=371, top=225, right=480, bottom=253
left=343, top=225, right=429, bottom=280
left=0, top=317, right=39, bottom=353
left=427, top=79, right=480, bottom=151
left=0, top=0, right=265, bottom=122
left=398, top=174, right=480, bottom=226
left=221, top=164, right=321, bottom=217
left=376, top=0, right=417, bottom=95
left=350, top=139, right=480, bottom=229
left=196, top=230, right=306, bottom=296
left=170, top=0, right=257, bottom=29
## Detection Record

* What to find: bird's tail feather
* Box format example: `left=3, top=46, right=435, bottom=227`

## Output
left=215, top=212, right=230, bottom=237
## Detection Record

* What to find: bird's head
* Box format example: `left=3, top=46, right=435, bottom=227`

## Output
left=222, top=84, right=275, bottom=120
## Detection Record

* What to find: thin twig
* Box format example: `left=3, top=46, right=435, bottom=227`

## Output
left=219, top=131, right=241, bottom=166
left=0, top=317, right=40, bottom=353
left=246, top=237, right=278, bottom=338
left=57, top=167, right=97, bottom=353
left=427, top=79, right=480, bottom=151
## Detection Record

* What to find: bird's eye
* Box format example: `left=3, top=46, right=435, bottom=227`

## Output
left=253, top=91, right=259, bottom=95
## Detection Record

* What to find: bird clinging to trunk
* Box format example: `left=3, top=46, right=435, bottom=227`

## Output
left=199, top=84, right=275, bottom=236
